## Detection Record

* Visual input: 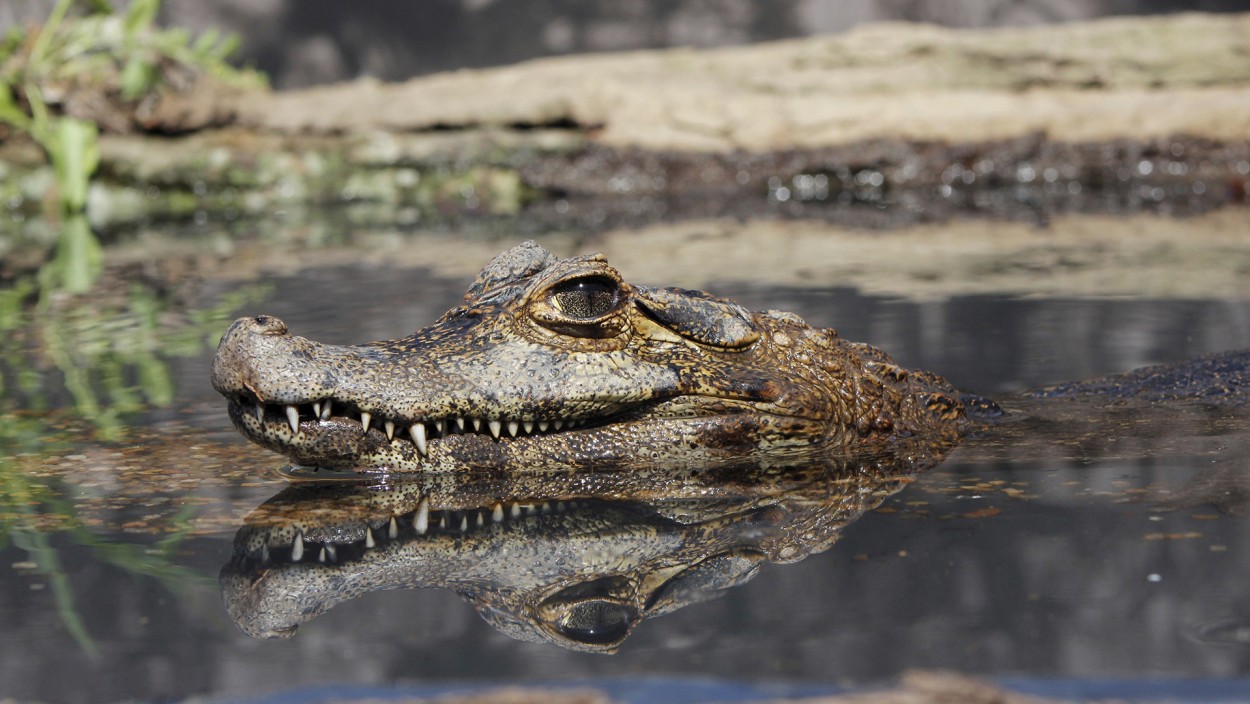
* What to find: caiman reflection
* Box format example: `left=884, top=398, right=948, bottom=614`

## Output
left=220, top=444, right=953, bottom=653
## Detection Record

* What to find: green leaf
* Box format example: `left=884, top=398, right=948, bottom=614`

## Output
left=123, top=0, right=161, bottom=38
left=119, top=55, right=157, bottom=101
left=48, top=118, right=99, bottom=212
left=0, top=84, right=31, bottom=129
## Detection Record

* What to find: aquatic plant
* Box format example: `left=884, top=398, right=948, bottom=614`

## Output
left=0, top=0, right=261, bottom=291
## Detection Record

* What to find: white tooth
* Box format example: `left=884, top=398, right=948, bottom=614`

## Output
left=361, top=412, right=372, bottom=432
left=492, top=503, right=504, bottom=522
left=459, top=515, right=468, bottom=532
left=540, top=502, right=551, bottom=514
left=385, top=420, right=396, bottom=441
left=472, top=418, right=482, bottom=432
left=318, top=546, right=327, bottom=563
left=410, top=423, right=428, bottom=456
left=523, top=421, right=534, bottom=434
left=414, top=498, right=429, bottom=534
left=507, top=420, right=519, bottom=437
left=292, top=533, right=304, bottom=561
left=510, top=503, right=522, bottom=519
left=488, top=420, right=502, bottom=439
left=553, top=419, right=564, bottom=430
left=365, top=528, right=375, bottom=548
left=435, top=419, right=446, bottom=435
left=539, top=420, right=549, bottom=432
left=261, top=543, right=270, bottom=563
left=256, top=402, right=266, bottom=422
left=321, top=399, right=332, bottom=420
left=477, top=511, right=486, bottom=527
left=438, top=513, right=447, bottom=530
left=285, top=405, right=300, bottom=434
left=388, top=516, right=398, bottom=539
left=312, top=402, right=321, bottom=419
left=325, top=544, right=336, bottom=562
left=455, top=417, right=465, bottom=431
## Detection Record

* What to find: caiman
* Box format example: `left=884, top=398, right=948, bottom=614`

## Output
left=212, top=241, right=981, bottom=472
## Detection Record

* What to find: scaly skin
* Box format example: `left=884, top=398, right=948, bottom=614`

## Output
left=212, top=241, right=969, bottom=472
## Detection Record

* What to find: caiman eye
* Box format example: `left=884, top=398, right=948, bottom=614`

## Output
left=549, top=276, right=619, bottom=320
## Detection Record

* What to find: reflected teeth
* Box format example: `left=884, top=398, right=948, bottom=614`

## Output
left=360, top=412, right=372, bottom=432
left=267, top=496, right=588, bottom=566
left=285, top=405, right=300, bottom=434
left=414, top=498, right=430, bottom=534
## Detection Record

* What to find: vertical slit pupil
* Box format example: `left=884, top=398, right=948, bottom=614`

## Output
left=551, top=277, right=618, bottom=319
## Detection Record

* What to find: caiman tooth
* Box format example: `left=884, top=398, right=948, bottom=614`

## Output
left=318, top=546, right=327, bottom=563
left=540, top=502, right=551, bottom=514
left=285, top=405, right=300, bottom=434
left=507, top=420, right=519, bottom=437
left=472, top=418, right=482, bottom=432
left=488, top=420, right=502, bottom=439
left=522, top=420, right=534, bottom=434
left=312, top=402, right=321, bottom=419
left=414, top=498, right=430, bottom=534
left=260, top=543, right=270, bottom=563
left=361, top=412, right=372, bottom=432
left=365, top=527, right=375, bottom=549
left=510, top=503, right=522, bottom=519
left=455, top=417, right=466, bottom=432
left=553, top=419, right=564, bottom=431
left=477, top=510, right=486, bottom=527
left=325, top=544, right=337, bottom=562
left=438, top=512, right=448, bottom=530
left=385, top=420, right=396, bottom=441
left=321, top=399, right=332, bottom=420
left=434, top=419, right=446, bottom=435
left=539, top=420, right=549, bottom=432
left=492, top=503, right=504, bottom=522
left=459, top=514, right=469, bottom=532
left=409, top=423, right=428, bottom=456
left=388, top=516, right=398, bottom=539
left=291, top=533, right=304, bottom=562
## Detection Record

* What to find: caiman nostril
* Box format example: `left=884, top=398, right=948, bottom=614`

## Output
left=251, top=315, right=289, bottom=336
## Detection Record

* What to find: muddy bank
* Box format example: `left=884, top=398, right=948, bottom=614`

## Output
left=2, top=13, right=1250, bottom=232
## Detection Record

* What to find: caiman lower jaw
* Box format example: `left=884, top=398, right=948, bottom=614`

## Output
left=225, top=395, right=827, bottom=472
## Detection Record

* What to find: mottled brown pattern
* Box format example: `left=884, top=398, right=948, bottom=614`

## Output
left=212, top=242, right=969, bottom=472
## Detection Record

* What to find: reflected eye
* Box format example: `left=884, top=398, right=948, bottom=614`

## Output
left=549, top=276, right=619, bottom=320
left=555, top=600, right=637, bottom=645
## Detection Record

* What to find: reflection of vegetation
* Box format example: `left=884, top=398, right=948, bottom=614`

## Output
left=0, top=271, right=264, bottom=654
left=1, top=414, right=208, bottom=655
left=1, top=275, right=265, bottom=440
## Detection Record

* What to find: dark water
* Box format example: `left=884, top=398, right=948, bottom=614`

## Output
left=3, top=222, right=1250, bottom=703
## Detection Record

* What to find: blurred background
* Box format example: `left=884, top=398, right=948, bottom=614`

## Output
left=3, top=0, right=1246, bottom=88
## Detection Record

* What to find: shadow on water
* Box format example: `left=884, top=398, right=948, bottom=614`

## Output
left=3, top=208, right=1250, bottom=701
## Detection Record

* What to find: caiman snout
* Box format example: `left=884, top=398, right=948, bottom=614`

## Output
left=211, top=315, right=318, bottom=405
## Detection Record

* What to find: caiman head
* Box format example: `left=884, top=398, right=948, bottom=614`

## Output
left=212, top=241, right=969, bottom=472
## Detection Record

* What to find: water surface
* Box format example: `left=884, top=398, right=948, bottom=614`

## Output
left=2, top=213, right=1250, bottom=703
